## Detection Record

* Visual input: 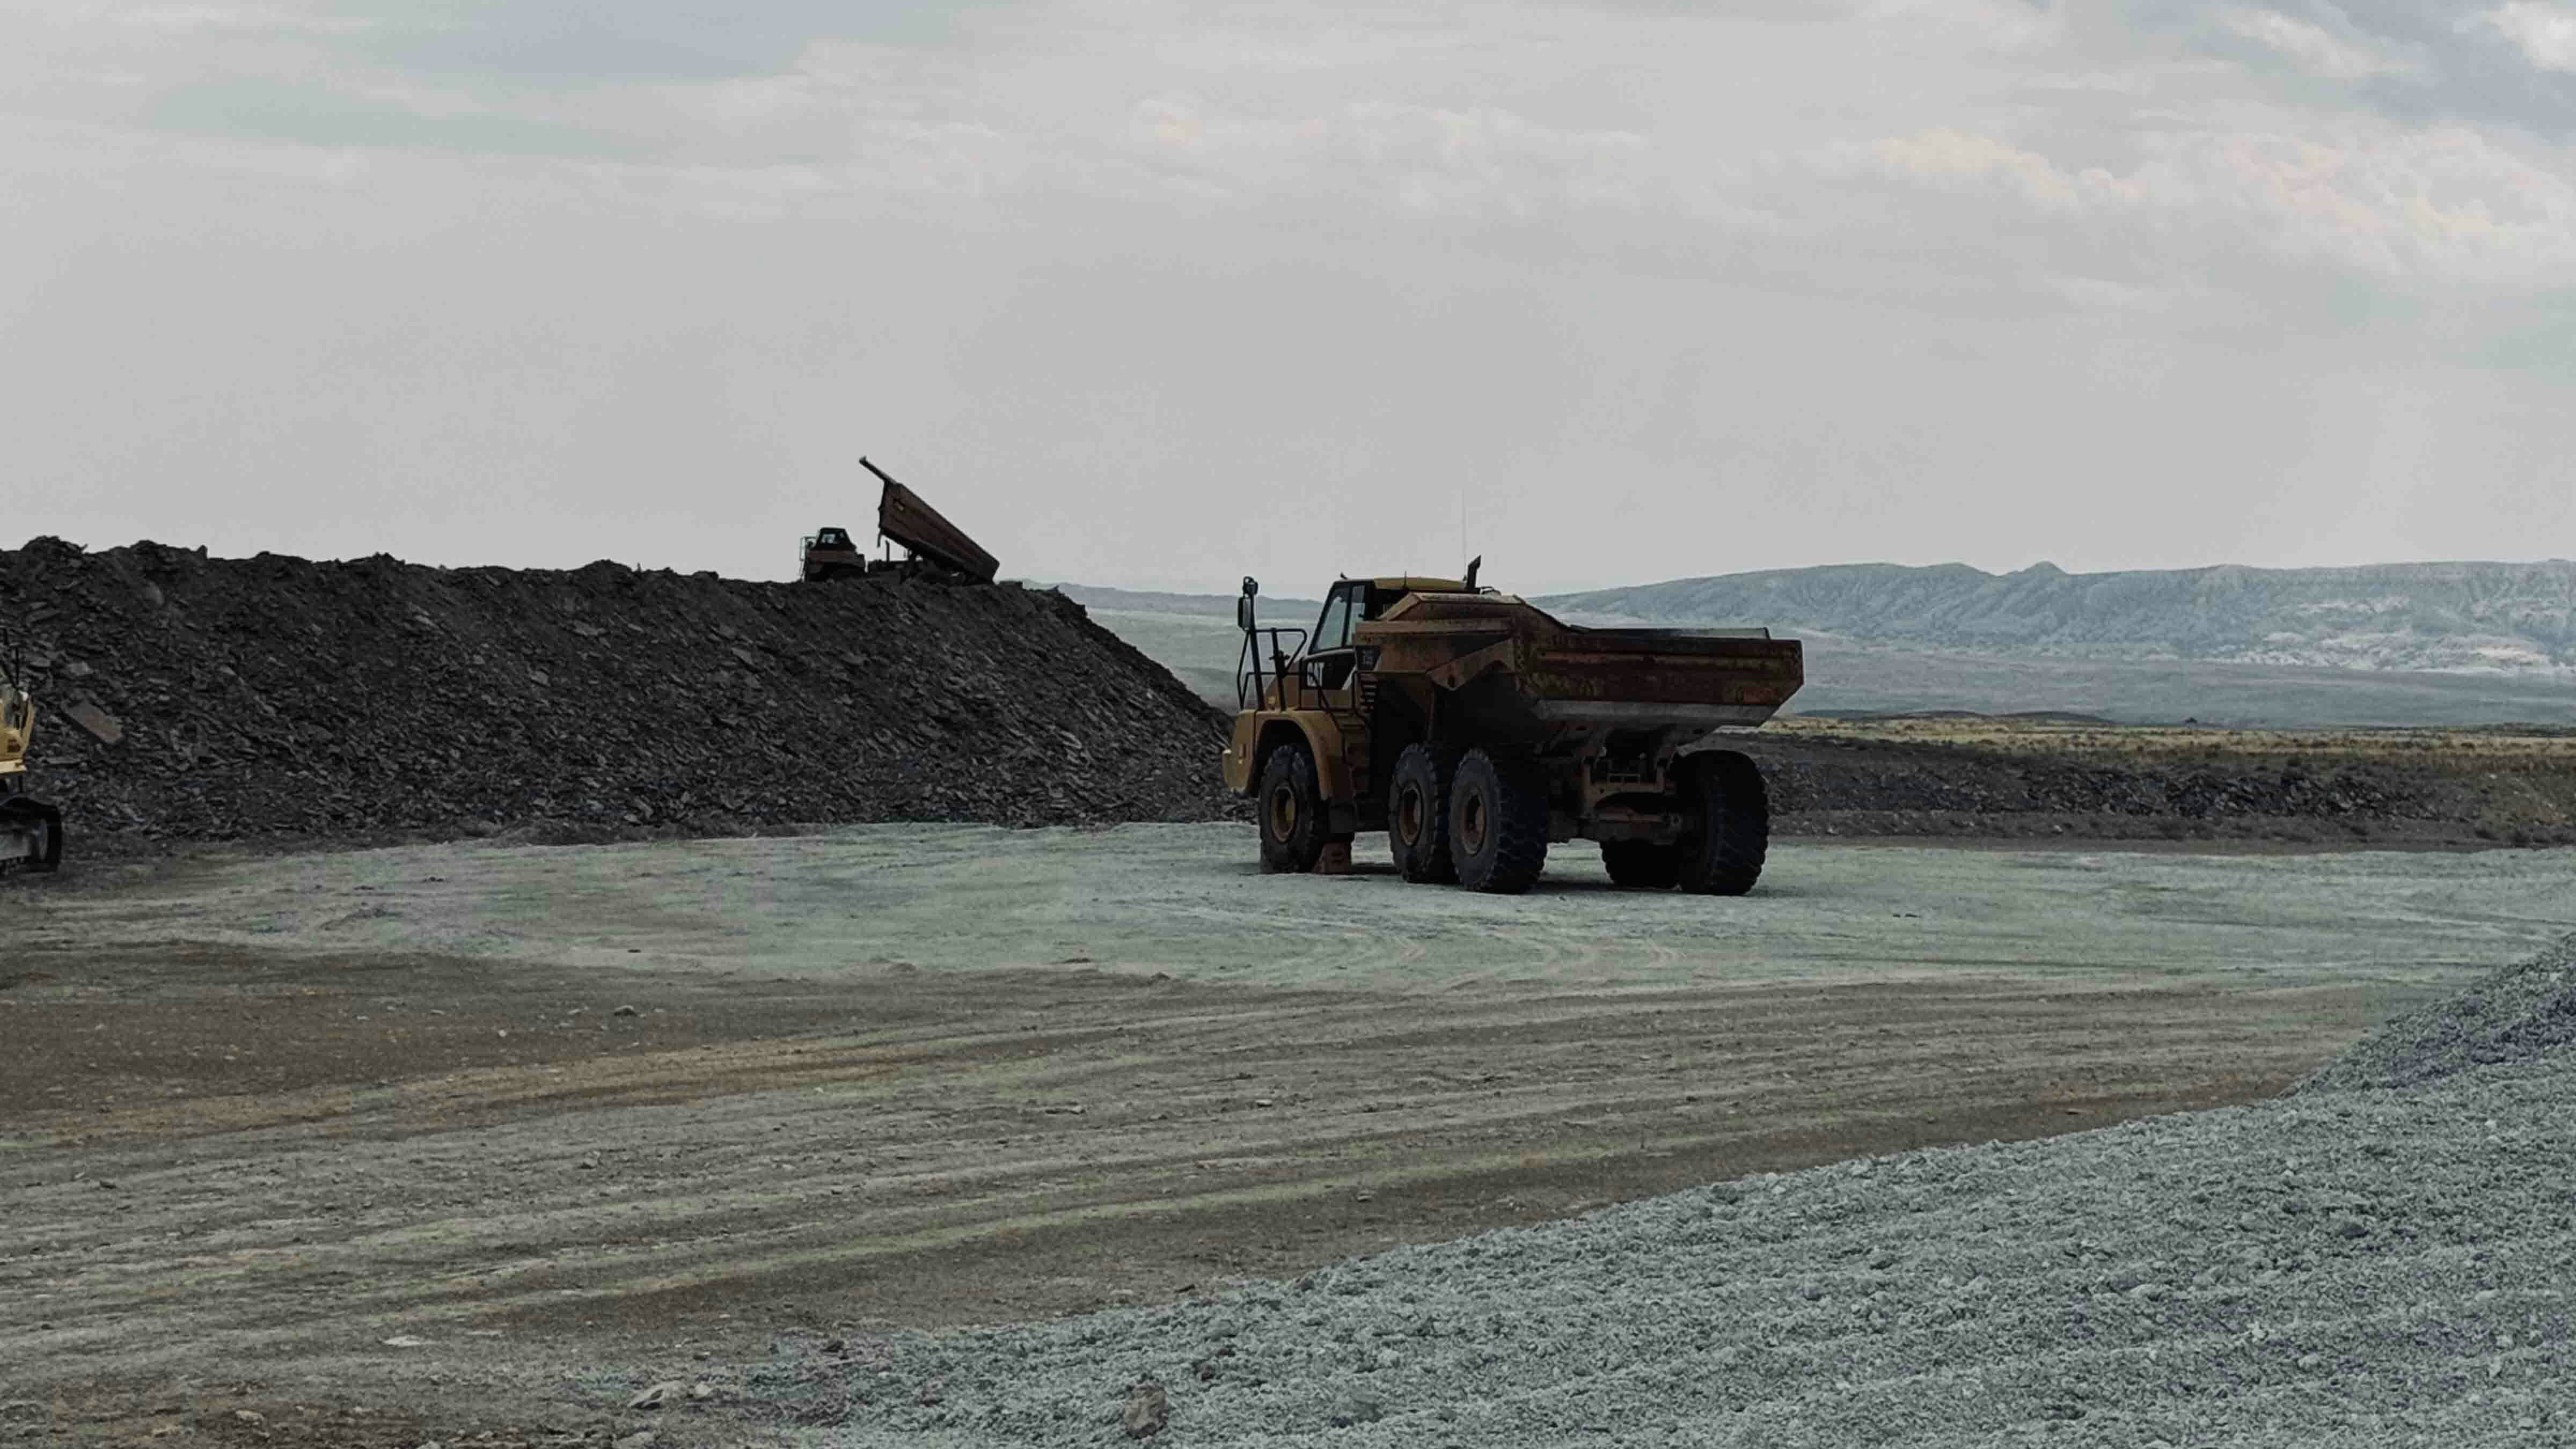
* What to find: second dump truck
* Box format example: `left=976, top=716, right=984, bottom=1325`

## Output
left=1221, top=564, right=1802, bottom=895
left=801, top=457, right=1001, bottom=584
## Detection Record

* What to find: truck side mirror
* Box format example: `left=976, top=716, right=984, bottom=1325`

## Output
left=1235, top=594, right=1255, bottom=632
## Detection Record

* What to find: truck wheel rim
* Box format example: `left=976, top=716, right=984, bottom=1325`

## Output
left=1268, top=785, right=1298, bottom=840
left=1396, top=785, right=1423, bottom=846
left=1460, top=792, right=1488, bottom=854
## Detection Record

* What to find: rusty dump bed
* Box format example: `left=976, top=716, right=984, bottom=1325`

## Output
left=877, top=480, right=1000, bottom=584
left=1361, top=591, right=1802, bottom=735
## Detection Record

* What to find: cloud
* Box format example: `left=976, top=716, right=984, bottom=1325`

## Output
left=1119, top=93, right=1654, bottom=216
left=2216, top=8, right=2418, bottom=79
left=2143, top=2, right=2576, bottom=137
left=1862, top=128, right=2141, bottom=215
left=1846, top=109, right=2576, bottom=295
left=10, top=0, right=2576, bottom=596
left=147, top=77, right=643, bottom=155
left=351, top=1, right=995, bottom=82
left=2482, top=3, right=2576, bottom=71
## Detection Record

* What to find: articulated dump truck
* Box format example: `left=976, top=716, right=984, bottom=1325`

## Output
left=1221, top=566, right=1801, bottom=895
left=801, top=456, right=1001, bottom=584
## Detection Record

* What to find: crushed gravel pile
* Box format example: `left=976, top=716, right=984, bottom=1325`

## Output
left=0, top=537, right=1233, bottom=843
left=689, top=942, right=2576, bottom=1447
left=2299, top=931, right=2576, bottom=1094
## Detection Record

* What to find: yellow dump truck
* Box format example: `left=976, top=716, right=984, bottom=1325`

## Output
left=1, top=655, right=63, bottom=874
left=1221, top=565, right=1801, bottom=894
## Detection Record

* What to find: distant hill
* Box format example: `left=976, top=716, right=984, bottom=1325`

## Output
left=1048, top=584, right=1322, bottom=708
left=1054, top=568, right=2576, bottom=728
left=1047, top=584, right=1322, bottom=618
left=1541, top=560, right=2576, bottom=678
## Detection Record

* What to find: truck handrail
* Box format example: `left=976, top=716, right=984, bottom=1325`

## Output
left=1236, top=627, right=1310, bottom=711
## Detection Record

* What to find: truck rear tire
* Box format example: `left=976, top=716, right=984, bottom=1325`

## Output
left=1387, top=744, right=1458, bottom=884
left=1257, top=743, right=1330, bottom=874
left=1449, top=748, right=1547, bottom=894
left=1601, top=839, right=1681, bottom=889
left=1673, top=750, right=1768, bottom=896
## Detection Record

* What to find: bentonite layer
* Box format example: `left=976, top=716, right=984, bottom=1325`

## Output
left=0, top=538, right=1235, bottom=841
left=658, top=934, right=2576, bottom=1448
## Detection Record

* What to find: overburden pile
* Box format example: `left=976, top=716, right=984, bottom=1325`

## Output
left=0, top=538, right=1235, bottom=844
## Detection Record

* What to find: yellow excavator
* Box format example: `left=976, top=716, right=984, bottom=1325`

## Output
left=1, top=643, right=63, bottom=875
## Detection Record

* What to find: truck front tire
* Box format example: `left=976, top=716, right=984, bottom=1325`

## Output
left=1257, top=744, right=1330, bottom=874
left=1449, top=748, right=1547, bottom=894
left=1673, top=750, right=1768, bottom=895
left=1387, top=744, right=1458, bottom=884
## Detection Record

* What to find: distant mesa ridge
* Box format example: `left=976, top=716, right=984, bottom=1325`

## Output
left=1538, top=559, right=2576, bottom=678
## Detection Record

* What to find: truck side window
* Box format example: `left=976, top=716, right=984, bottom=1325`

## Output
left=1314, top=587, right=1356, bottom=653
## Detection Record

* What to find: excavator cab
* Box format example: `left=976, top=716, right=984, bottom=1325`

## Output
left=0, top=648, right=63, bottom=875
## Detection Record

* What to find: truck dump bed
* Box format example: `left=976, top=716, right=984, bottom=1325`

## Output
left=1360, top=592, right=1802, bottom=740
left=859, top=457, right=1001, bottom=584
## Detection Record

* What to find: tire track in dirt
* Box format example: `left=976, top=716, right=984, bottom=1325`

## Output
left=6, top=949, right=2391, bottom=1402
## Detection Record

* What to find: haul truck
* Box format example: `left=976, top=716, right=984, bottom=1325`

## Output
left=801, top=457, right=1001, bottom=584
left=1221, top=564, right=1802, bottom=895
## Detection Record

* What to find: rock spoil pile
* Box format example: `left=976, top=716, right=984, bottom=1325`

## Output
left=0, top=538, right=1234, bottom=843
left=722, top=934, right=2576, bottom=1447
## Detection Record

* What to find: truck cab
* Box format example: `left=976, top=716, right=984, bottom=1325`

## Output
left=1221, top=573, right=1465, bottom=830
left=800, top=526, right=866, bottom=582
left=1302, top=575, right=1455, bottom=690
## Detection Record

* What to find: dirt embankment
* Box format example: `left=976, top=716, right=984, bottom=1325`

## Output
left=1741, top=722, right=2576, bottom=848
left=0, top=538, right=1235, bottom=846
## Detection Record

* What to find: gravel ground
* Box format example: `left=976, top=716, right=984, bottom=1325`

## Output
left=21, top=825, right=2568, bottom=992
left=702, top=934, right=2576, bottom=1448
left=20, top=830, right=2534, bottom=1449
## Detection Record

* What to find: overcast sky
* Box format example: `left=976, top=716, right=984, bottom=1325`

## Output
left=5, top=2, right=2573, bottom=594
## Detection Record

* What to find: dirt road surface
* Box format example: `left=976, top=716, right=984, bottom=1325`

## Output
left=5, top=826, right=2569, bottom=1445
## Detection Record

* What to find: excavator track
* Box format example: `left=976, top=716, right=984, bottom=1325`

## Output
left=0, top=793, right=63, bottom=875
